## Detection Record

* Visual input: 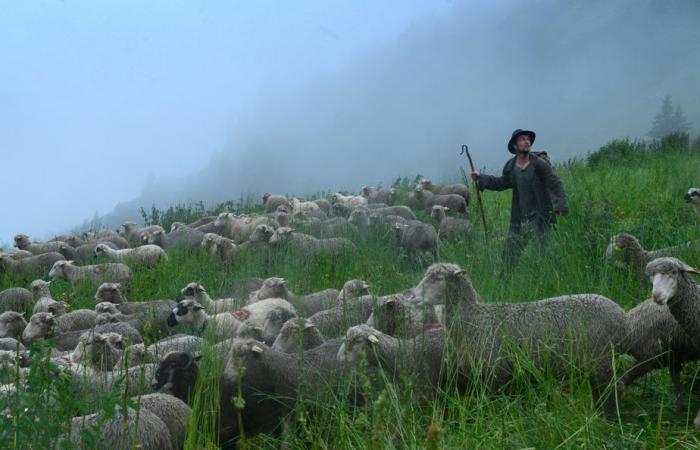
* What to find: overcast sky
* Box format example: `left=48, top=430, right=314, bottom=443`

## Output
left=2, top=0, right=698, bottom=247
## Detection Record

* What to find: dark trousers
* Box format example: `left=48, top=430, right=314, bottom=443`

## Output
left=501, top=216, right=550, bottom=273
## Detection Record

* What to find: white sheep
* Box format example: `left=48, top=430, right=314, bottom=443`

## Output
left=49, top=260, right=131, bottom=287
left=200, top=233, right=237, bottom=262
left=94, top=243, right=168, bottom=267
left=180, top=282, right=239, bottom=313
left=430, top=205, right=473, bottom=241
left=330, top=192, right=368, bottom=209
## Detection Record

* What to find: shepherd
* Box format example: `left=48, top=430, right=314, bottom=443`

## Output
left=471, top=129, right=568, bottom=274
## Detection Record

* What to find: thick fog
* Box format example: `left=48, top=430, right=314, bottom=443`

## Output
left=2, top=0, right=699, bottom=246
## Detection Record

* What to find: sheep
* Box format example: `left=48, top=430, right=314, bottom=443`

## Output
left=22, top=309, right=97, bottom=344
left=684, top=187, right=700, bottom=215
left=348, top=207, right=371, bottom=229
left=32, top=298, right=68, bottom=316
left=368, top=213, right=409, bottom=229
left=201, top=232, right=237, bottom=262
left=214, top=212, right=278, bottom=244
left=70, top=331, right=125, bottom=370
left=430, top=205, right=473, bottom=241
left=249, top=277, right=340, bottom=315
left=414, top=186, right=468, bottom=214
left=337, top=324, right=446, bottom=388
left=272, top=206, right=292, bottom=228
left=622, top=297, right=700, bottom=410
left=645, top=257, right=700, bottom=415
left=330, top=192, right=368, bottom=209
left=291, top=197, right=328, bottom=220
left=271, top=318, right=324, bottom=353
left=236, top=223, right=275, bottom=254
left=13, top=234, right=66, bottom=255
left=117, top=335, right=204, bottom=368
left=308, top=294, right=376, bottom=337
left=0, top=287, right=32, bottom=313
left=366, top=294, right=440, bottom=338
left=135, top=393, right=192, bottom=450
left=0, top=249, right=33, bottom=260
left=63, top=405, right=173, bottom=450
left=71, top=240, right=119, bottom=262
left=394, top=220, right=439, bottom=262
left=419, top=178, right=470, bottom=204
left=313, top=198, right=331, bottom=216
left=0, top=252, right=65, bottom=278
left=49, top=260, right=131, bottom=287
left=144, top=226, right=205, bottom=251
left=94, top=243, right=168, bottom=267
left=361, top=186, right=397, bottom=205
left=269, top=227, right=357, bottom=258
left=53, top=234, right=86, bottom=248
left=118, top=222, right=165, bottom=247
left=85, top=229, right=130, bottom=249
left=262, top=193, right=291, bottom=213
left=180, top=281, right=239, bottom=313
left=336, top=279, right=371, bottom=303
left=94, top=283, right=176, bottom=328
left=299, top=217, right=358, bottom=238
left=0, top=312, right=27, bottom=338
left=604, top=233, right=700, bottom=281
left=423, top=262, right=629, bottom=415
left=167, top=298, right=287, bottom=342
left=0, top=337, right=25, bottom=352
left=93, top=315, right=144, bottom=345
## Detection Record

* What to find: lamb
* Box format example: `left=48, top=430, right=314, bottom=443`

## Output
left=0, top=312, right=27, bottom=338
left=144, top=226, right=205, bottom=251
left=167, top=298, right=288, bottom=342
left=62, top=405, right=173, bottom=450
left=249, top=277, right=340, bottom=316
left=118, top=222, right=165, bottom=247
left=684, top=187, right=700, bottom=215
left=262, top=193, right=291, bottom=213
left=271, top=318, right=324, bottom=353
left=646, top=257, right=700, bottom=418
left=430, top=205, right=473, bottom=241
left=0, top=287, right=32, bottom=313
left=269, top=227, right=357, bottom=258
left=361, top=186, right=397, bottom=205
left=201, top=232, right=237, bottom=262
left=13, top=234, right=66, bottom=255
left=94, top=243, right=168, bottom=267
left=366, top=294, right=440, bottom=338
left=180, top=281, right=239, bottom=313
left=338, top=324, right=446, bottom=388
left=394, top=220, right=439, bottom=262
left=0, top=252, right=65, bottom=278
left=413, top=186, right=468, bottom=214
left=604, top=233, right=700, bottom=281
left=330, top=192, right=368, bottom=209
left=49, top=260, right=131, bottom=287
left=423, top=262, right=629, bottom=415
left=308, top=294, right=376, bottom=337
left=418, top=178, right=470, bottom=204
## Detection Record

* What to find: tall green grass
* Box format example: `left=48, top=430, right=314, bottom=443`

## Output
left=2, top=136, right=700, bottom=448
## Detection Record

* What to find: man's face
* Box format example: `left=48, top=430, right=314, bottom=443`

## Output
left=516, top=135, right=531, bottom=152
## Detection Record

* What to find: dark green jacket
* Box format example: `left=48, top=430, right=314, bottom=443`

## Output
left=477, top=154, right=568, bottom=226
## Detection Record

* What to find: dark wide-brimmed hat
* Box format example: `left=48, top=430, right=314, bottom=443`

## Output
left=507, top=129, right=536, bottom=154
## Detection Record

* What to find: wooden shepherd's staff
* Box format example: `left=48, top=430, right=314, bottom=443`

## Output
left=460, top=144, right=488, bottom=242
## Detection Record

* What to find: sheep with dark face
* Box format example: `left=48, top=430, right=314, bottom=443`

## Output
left=0, top=252, right=65, bottom=278
left=49, top=260, right=131, bottom=287
left=0, top=287, right=33, bottom=313
left=605, top=233, right=700, bottom=281
left=684, top=188, right=700, bottom=215
left=0, top=312, right=27, bottom=338
left=271, top=318, right=324, bottom=353
left=423, top=263, right=629, bottom=415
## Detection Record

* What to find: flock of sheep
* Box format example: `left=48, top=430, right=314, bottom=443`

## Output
left=0, top=183, right=699, bottom=449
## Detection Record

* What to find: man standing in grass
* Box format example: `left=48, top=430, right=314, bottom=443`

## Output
left=471, top=129, right=569, bottom=274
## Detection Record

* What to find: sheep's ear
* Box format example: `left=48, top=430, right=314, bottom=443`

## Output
left=303, top=321, right=316, bottom=330
left=367, top=335, right=379, bottom=344
left=180, top=352, right=195, bottom=369
left=680, top=262, right=700, bottom=274
left=251, top=345, right=264, bottom=354
left=61, top=302, right=70, bottom=309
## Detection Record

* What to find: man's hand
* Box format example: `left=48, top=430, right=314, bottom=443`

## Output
left=471, top=171, right=480, bottom=181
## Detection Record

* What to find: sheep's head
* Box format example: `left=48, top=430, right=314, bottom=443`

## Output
left=181, top=282, right=205, bottom=298
left=30, top=279, right=52, bottom=299
left=414, top=263, right=466, bottom=305
left=201, top=233, right=216, bottom=250
left=0, top=312, right=27, bottom=338
left=13, top=234, right=30, bottom=250
left=262, top=192, right=271, bottom=203
left=167, top=299, right=206, bottom=327
left=337, top=324, right=382, bottom=365
left=604, top=233, right=643, bottom=268
left=269, top=227, right=294, bottom=245
left=95, top=302, right=120, bottom=315
left=48, top=260, right=72, bottom=281
left=22, top=312, right=56, bottom=344
left=170, top=222, right=185, bottom=232
left=95, top=312, right=121, bottom=326
left=47, top=301, right=68, bottom=316
left=348, top=207, right=370, bottom=228
left=338, top=280, right=371, bottom=303
left=684, top=188, right=700, bottom=206
left=119, top=222, right=137, bottom=236
left=94, top=282, right=125, bottom=304
left=430, top=205, right=448, bottom=221
left=253, top=277, right=290, bottom=301
left=276, top=203, right=292, bottom=214
left=71, top=331, right=124, bottom=369
left=261, top=306, right=296, bottom=343
left=152, top=351, right=201, bottom=403
left=94, top=243, right=109, bottom=257
left=214, top=212, right=234, bottom=227
left=646, top=257, right=700, bottom=305
left=361, top=186, right=373, bottom=197
left=271, top=318, right=323, bottom=353
left=250, top=224, right=274, bottom=243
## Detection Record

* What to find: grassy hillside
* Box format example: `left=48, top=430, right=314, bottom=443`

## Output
left=2, top=135, right=700, bottom=448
